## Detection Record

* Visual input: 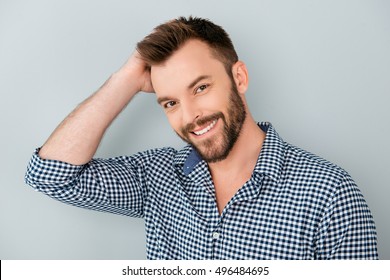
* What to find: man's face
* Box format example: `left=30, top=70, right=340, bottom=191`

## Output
left=151, top=40, right=246, bottom=163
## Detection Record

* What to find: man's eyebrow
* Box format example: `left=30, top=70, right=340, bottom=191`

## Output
left=156, top=96, right=173, bottom=105
left=187, top=75, right=211, bottom=90
left=156, top=75, right=212, bottom=105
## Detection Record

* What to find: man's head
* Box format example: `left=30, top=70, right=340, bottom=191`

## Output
left=138, top=17, right=249, bottom=163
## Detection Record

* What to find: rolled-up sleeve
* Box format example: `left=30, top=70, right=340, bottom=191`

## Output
left=25, top=148, right=159, bottom=218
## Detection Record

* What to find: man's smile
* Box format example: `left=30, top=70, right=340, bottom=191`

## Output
left=192, top=119, right=218, bottom=136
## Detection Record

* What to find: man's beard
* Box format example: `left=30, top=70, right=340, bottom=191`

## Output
left=177, top=83, right=246, bottom=163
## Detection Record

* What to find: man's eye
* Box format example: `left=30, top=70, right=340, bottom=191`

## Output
left=195, top=84, right=208, bottom=94
left=164, top=101, right=177, bottom=109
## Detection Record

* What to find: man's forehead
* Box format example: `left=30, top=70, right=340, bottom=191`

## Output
left=151, top=67, right=215, bottom=94
left=151, top=50, right=223, bottom=87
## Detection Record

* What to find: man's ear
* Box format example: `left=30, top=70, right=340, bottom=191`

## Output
left=232, top=61, right=249, bottom=94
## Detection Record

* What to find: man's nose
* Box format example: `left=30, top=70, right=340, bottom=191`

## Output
left=181, top=100, right=202, bottom=125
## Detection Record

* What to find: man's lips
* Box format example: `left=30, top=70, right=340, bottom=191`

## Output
left=181, top=112, right=223, bottom=140
left=192, top=119, right=218, bottom=136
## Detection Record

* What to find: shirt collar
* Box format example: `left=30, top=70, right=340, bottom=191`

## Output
left=173, top=144, right=193, bottom=171
left=253, top=122, right=285, bottom=183
left=173, top=122, right=285, bottom=182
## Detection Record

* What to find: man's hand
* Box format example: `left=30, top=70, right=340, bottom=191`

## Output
left=120, top=51, right=154, bottom=93
left=38, top=50, right=155, bottom=165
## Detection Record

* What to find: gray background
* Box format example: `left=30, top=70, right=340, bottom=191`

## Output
left=1, top=0, right=389, bottom=259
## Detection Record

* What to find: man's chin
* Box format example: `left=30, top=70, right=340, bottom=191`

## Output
left=176, top=131, right=231, bottom=162
left=192, top=141, right=231, bottom=163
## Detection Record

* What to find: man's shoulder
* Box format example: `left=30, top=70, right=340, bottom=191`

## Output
left=283, top=142, right=352, bottom=187
left=259, top=122, right=350, bottom=187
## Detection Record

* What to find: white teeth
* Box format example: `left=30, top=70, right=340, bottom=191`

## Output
left=193, top=120, right=217, bottom=136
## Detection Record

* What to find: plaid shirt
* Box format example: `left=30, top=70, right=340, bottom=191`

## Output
left=25, top=122, right=378, bottom=259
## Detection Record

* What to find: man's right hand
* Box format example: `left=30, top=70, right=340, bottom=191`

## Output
left=38, top=50, right=154, bottom=165
left=120, top=51, right=154, bottom=94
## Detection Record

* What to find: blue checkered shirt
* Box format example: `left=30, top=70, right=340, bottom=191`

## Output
left=25, top=122, right=378, bottom=259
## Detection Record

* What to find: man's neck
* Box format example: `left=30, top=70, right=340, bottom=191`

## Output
left=208, top=116, right=265, bottom=177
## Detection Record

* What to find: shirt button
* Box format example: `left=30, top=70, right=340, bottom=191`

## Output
left=212, top=232, right=220, bottom=239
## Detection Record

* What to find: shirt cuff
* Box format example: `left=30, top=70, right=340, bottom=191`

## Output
left=25, top=148, right=86, bottom=190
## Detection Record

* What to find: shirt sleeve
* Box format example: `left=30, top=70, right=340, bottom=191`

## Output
left=24, top=148, right=161, bottom=218
left=315, top=174, right=379, bottom=259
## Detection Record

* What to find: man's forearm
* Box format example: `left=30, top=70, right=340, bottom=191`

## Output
left=38, top=67, right=142, bottom=165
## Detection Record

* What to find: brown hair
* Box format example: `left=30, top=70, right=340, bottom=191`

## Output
left=136, top=16, right=238, bottom=75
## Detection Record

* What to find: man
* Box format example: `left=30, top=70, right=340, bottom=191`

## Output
left=25, top=16, right=378, bottom=259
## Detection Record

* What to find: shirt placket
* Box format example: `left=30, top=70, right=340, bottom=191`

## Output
left=211, top=217, right=224, bottom=259
left=202, top=174, right=223, bottom=259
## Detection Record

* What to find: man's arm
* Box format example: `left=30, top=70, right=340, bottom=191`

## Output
left=38, top=51, right=154, bottom=165
left=315, top=175, right=378, bottom=259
